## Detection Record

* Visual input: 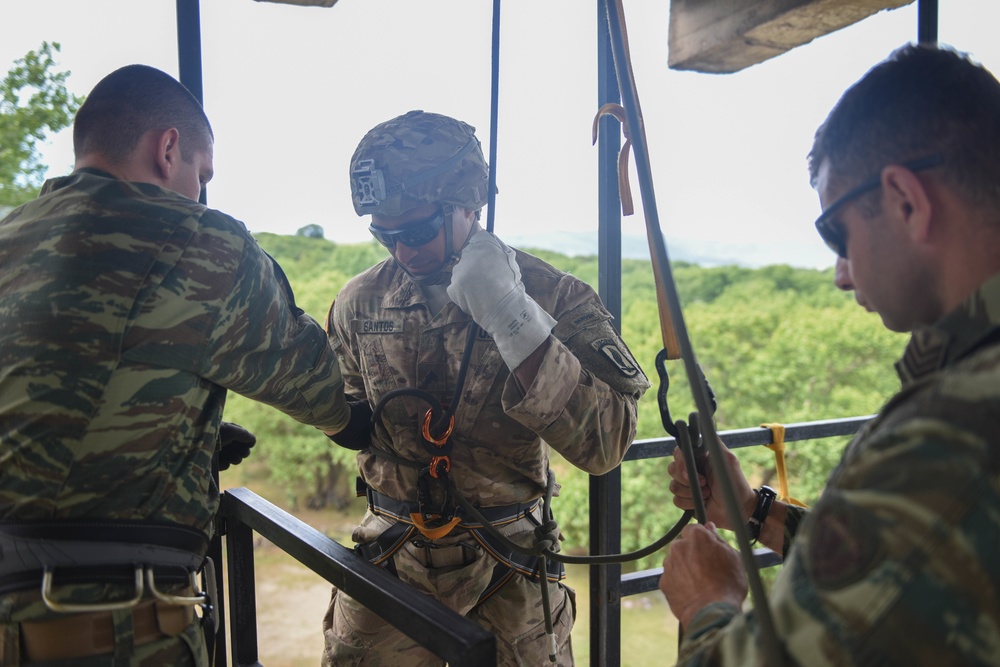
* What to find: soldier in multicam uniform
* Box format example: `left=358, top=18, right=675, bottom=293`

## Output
left=322, top=110, right=650, bottom=666
left=0, top=65, right=350, bottom=665
left=660, top=44, right=1000, bottom=665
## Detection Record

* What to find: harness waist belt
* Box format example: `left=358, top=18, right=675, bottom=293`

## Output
left=0, top=520, right=208, bottom=593
left=366, top=487, right=539, bottom=527
left=360, top=488, right=564, bottom=583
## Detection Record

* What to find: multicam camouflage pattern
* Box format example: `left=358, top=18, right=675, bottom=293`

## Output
left=0, top=168, right=349, bottom=663
left=350, top=111, right=491, bottom=217
left=323, top=235, right=649, bottom=663
left=327, top=239, right=649, bottom=508
left=676, top=272, right=1000, bottom=666
left=323, top=507, right=575, bottom=666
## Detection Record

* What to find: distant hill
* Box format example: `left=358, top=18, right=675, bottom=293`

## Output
left=500, top=230, right=833, bottom=269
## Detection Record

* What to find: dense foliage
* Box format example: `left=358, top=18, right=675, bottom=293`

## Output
left=0, top=43, right=82, bottom=207
left=224, top=233, right=906, bottom=568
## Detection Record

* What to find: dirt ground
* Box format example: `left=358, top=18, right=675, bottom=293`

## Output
left=241, top=540, right=337, bottom=667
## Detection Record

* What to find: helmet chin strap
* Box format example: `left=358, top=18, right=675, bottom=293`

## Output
left=399, top=205, right=466, bottom=286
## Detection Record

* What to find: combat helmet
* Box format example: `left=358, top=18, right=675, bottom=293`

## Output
left=350, top=110, right=491, bottom=218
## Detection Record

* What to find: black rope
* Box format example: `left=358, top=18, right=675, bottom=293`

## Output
left=372, top=322, right=480, bottom=441
left=486, top=0, right=501, bottom=234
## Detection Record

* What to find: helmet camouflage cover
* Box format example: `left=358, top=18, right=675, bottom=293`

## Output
left=350, top=110, right=491, bottom=217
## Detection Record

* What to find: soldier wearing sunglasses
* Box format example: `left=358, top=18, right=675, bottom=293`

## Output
left=660, top=44, right=1000, bottom=666
left=322, top=110, right=650, bottom=666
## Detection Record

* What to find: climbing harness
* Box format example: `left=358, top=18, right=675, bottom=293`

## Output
left=0, top=519, right=219, bottom=660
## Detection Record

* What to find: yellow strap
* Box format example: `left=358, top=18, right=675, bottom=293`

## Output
left=760, top=423, right=809, bottom=508
left=409, top=513, right=462, bottom=541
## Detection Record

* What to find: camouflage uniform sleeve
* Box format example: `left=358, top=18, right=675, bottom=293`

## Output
left=326, top=293, right=368, bottom=404
left=124, top=208, right=349, bottom=432
left=672, top=396, right=1000, bottom=666
left=501, top=296, right=650, bottom=475
left=204, top=223, right=348, bottom=432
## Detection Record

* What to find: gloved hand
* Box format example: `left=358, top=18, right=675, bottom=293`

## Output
left=326, top=399, right=374, bottom=451
left=447, top=230, right=556, bottom=370
left=217, top=421, right=257, bottom=471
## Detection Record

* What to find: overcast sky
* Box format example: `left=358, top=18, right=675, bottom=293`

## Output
left=4, top=1, right=1000, bottom=269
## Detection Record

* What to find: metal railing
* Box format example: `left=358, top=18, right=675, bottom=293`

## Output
left=209, top=416, right=869, bottom=666
left=615, top=415, right=872, bottom=598
left=214, top=487, right=496, bottom=666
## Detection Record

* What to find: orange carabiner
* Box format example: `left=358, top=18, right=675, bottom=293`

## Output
left=422, top=408, right=455, bottom=447
left=429, top=455, right=451, bottom=479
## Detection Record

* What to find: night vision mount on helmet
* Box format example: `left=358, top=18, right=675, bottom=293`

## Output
left=350, top=110, right=491, bottom=219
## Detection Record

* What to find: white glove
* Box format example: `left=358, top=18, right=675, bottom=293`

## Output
left=447, top=231, right=556, bottom=370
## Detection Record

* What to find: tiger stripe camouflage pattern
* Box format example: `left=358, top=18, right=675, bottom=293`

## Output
left=676, top=273, right=1000, bottom=666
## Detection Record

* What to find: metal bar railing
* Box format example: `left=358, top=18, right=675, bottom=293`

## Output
left=625, top=415, right=873, bottom=462
left=615, top=415, right=872, bottom=598
left=218, top=488, right=496, bottom=666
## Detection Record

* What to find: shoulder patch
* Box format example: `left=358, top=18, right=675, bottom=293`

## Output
left=592, top=337, right=640, bottom=377
left=807, top=492, right=884, bottom=590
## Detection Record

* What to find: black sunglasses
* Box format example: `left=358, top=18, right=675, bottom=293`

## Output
left=369, top=209, right=445, bottom=249
left=814, top=154, right=944, bottom=259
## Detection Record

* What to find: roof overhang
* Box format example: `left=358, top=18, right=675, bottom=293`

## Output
left=254, top=0, right=339, bottom=7
left=668, top=0, right=916, bottom=73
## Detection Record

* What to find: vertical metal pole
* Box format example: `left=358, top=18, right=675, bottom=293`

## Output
left=176, top=0, right=208, bottom=206
left=175, top=6, right=223, bottom=663
left=917, top=0, right=938, bottom=45
left=591, top=1, right=624, bottom=665
left=226, top=518, right=261, bottom=665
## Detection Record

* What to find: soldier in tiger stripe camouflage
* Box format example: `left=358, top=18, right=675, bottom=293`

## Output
left=0, top=64, right=350, bottom=666
left=661, top=44, right=1000, bottom=666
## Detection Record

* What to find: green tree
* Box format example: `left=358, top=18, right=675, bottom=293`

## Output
left=0, top=42, right=83, bottom=207
left=296, top=223, right=325, bottom=239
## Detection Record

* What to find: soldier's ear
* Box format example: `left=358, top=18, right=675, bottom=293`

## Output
left=882, top=164, right=933, bottom=246
left=153, top=128, right=182, bottom=180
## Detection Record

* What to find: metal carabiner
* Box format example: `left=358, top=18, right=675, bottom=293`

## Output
left=422, top=408, right=455, bottom=446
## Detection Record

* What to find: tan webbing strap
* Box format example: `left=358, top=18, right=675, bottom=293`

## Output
left=591, top=102, right=682, bottom=360
left=19, top=599, right=193, bottom=662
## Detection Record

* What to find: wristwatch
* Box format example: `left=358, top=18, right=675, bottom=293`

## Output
left=747, top=485, right=777, bottom=545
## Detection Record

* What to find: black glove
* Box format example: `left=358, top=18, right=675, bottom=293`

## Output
left=327, top=400, right=374, bottom=451
left=217, top=421, right=257, bottom=471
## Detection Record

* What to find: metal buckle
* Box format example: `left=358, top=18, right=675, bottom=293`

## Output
left=41, top=559, right=217, bottom=632
left=148, top=559, right=218, bottom=634
left=352, top=159, right=386, bottom=208
left=147, top=568, right=206, bottom=606
left=42, top=566, right=143, bottom=613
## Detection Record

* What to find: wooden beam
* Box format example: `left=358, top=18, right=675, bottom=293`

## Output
left=668, top=0, right=915, bottom=73
left=253, top=0, right=338, bottom=7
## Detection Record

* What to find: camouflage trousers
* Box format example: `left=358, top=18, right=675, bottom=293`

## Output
left=322, top=508, right=576, bottom=667
left=0, top=585, right=209, bottom=667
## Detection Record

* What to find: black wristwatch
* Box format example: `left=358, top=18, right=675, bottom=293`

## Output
left=747, top=485, right=777, bottom=545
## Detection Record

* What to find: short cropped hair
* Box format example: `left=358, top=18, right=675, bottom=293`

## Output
left=809, top=44, right=1000, bottom=214
left=73, top=64, right=213, bottom=164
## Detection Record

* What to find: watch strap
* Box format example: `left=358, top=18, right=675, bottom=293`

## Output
left=747, top=485, right=777, bottom=545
